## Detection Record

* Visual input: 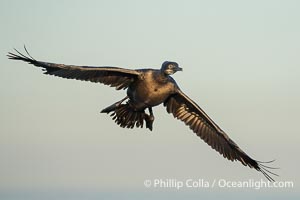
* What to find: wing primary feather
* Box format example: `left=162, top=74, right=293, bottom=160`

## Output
left=256, top=159, right=276, bottom=163
left=23, top=45, right=35, bottom=60
left=259, top=166, right=279, bottom=177
left=13, top=48, right=30, bottom=60
left=258, top=164, right=279, bottom=170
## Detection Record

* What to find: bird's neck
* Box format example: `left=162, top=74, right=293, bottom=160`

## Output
left=160, top=70, right=169, bottom=77
left=158, top=71, right=170, bottom=82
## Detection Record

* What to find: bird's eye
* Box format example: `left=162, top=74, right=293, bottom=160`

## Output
left=169, top=64, right=174, bottom=69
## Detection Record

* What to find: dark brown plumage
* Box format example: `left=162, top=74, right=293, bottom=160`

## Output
left=7, top=47, right=278, bottom=181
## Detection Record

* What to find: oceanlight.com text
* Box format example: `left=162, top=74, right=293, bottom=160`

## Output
left=143, top=178, right=293, bottom=190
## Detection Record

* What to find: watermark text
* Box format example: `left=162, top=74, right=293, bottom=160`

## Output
left=143, top=178, right=294, bottom=190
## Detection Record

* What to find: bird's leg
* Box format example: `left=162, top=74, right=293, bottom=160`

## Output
left=148, top=107, right=154, bottom=121
left=101, top=96, right=128, bottom=113
left=145, top=107, right=155, bottom=131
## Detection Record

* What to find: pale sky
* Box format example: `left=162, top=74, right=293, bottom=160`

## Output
left=0, top=0, right=299, bottom=199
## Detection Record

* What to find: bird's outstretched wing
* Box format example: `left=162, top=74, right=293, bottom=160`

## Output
left=7, top=48, right=141, bottom=90
left=164, top=89, right=278, bottom=181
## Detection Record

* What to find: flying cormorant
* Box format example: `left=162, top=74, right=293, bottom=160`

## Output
left=7, top=48, right=277, bottom=181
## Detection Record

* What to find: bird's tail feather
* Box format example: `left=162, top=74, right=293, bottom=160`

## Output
left=101, top=102, right=152, bottom=130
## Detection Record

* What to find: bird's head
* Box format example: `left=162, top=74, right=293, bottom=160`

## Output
left=161, top=61, right=183, bottom=75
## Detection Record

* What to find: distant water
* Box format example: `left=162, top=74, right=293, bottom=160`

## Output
left=0, top=190, right=298, bottom=200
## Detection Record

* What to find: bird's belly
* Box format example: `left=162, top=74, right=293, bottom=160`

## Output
left=128, top=82, right=174, bottom=109
left=142, top=91, right=169, bottom=106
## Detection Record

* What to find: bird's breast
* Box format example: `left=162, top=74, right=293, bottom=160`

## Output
left=127, top=71, right=176, bottom=109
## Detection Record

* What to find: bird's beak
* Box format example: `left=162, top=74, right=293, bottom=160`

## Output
left=176, top=67, right=183, bottom=72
